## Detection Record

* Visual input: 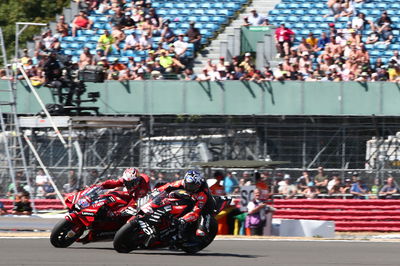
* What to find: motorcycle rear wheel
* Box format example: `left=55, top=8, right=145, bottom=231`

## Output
left=113, top=221, right=143, bottom=253
left=50, top=219, right=84, bottom=248
left=181, top=216, right=218, bottom=254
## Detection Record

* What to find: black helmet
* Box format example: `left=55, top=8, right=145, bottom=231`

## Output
left=183, top=170, right=204, bottom=193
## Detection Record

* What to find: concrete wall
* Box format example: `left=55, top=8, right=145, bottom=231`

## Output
left=4, top=80, right=400, bottom=116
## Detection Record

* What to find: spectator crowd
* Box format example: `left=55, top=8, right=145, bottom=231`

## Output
left=2, top=0, right=399, bottom=83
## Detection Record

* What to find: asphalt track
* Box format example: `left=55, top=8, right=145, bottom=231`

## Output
left=0, top=238, right=399, bottom=266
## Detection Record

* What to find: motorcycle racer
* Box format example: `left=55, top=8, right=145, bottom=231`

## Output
left=156, top=170, right=210, bottom=239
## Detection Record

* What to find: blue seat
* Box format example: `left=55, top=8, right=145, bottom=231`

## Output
left=199, top=16, right=211, bottom=23
left=211, top=3, right=223, bottom=9
left=301, top=16, right=312, bottom=23
left=84, top=42, right=97, bottom=49
left=62, top=36, right=74, bottom=42
left=76, top=36, right=88, bottom=42
left=193, top=9, right=205, bottom=16
left=93, top=22, right=105, bottom=29
left=169, top=9, right=179, bottom=15
left=199, top=3, right=211, bottom=9
left=164, top=2, right=174, bottom=8
left=60, top=42, right=70, bottom=49
left=89, top=36, right=99, bottom=42
left=287, top=3, right=299, bottom=9
left=224, top=3, right=239, bottom=10
left=294, top=10, right=304, bottom=16
left=97, top=17, right=108, bottom=22
left=376, top=3, right=387, bottom=9
left=70, top=42, right=83, bottom=49
left=205, top=9, right=218, bottom=16
left=275, top=3, right=288, bottom=9
left=269, top=10, right=280, bottom=15
left=187, top=3, right=198, bottom=9
left=287, top=16, right=299, bottom=23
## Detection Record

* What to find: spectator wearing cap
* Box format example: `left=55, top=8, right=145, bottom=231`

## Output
left=275, top=24, right=295, bottom=58
left=216, top=56, right=226, bottom=70
left=133, top=68, right=146, bottom=80
left=124, top=31, right=140, bottom=51
left=196, top=68, right=212, bottom=81
left=278, top=175, right=297, bottom=199
left=296, top=171, right=311, bottom=193
left=182, top=68, right=197, bottom=81
left=140, top=14, right=156, bottom=35
left=71, top=11, right=92, bottom=37
left=186, top=21, right=202, bottom=52
left=389, top=51, right=400, bottom=65
left=174, top=34, right=189, bottom=63
left=350, top=173, right=369, bottom=199
left=139, top=31, right=153, bottom=50
left=160, top=22, right=176, bottom=44
left=120, top=12, right=136, bottom=30
left=379, top=177, right=399, bottom=199
left=109, top=58, right=129, bottom=81
left=297, top=37, right=313, bottom=55
left=248, top=9, right=266, bottom=26
left=239, top=53, right=254, bottom=72
left=341, top=178, right=352, bottom=194
left=303, top=182, right=319, bottom=199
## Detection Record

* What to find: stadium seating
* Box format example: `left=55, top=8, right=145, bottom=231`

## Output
left=273, top=199, right=400, bottom=232
left=268, top=0, right=400, bottom=65
left=60, top=0, right=248, bottom=63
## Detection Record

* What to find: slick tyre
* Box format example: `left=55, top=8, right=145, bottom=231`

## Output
left=181, top=216, right=218, bottom=254
left=113, top=221, right=142, bottom=253
left=50, top=219, right=83, bottom=248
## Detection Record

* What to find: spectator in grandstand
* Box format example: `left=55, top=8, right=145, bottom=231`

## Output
left=210, top=171, right=226, bottom=196
left=327, top=174, right=341, bottom=191
left=317, top=32, right=330, bottom=52
left=275, top=24, right=295, bottom=58
left=273, top=62, right=287, bottom=81
left=240, top=53, right=255, bottom=72
left=379, top=176, right=399, bottom=199
left=350, top=173, right=369, bottom=199
left=12, top=192, right=32, bottom=215
left=314, top=166, right=329, bottom=193
left=36, top=30, right=60, bottom=52
left=111, top=25, right=126, bottom=52
left=305, top=33, right=318, bottom=53
left=55, top=15, right=69, bottom=38
left=71, top=11, right=93, bottom=37
left=338, top=0, right=355, bottom=18
left=377, top=24, right=394, bottom=46
left=97, top=0, right=112, bottom=14
left=351, top=13, right=373, bottom=33
left=124, top=32, right=140, bottom=51
left=63, top=170, right=79, bottom=194
left=248, top=9, right=266, bottom=26
left=365, top=30, right=380, bottom=45
left=93, top=49, right=105, bottom=65
left=324, top=0, right=342, bottom=18
left=147, top=7, right=162, bottom=29
left=375, top=11, right=392, bottom=28
left=158, top=50, right=174, bottom=72
left=388, top=63, right=400, bottom=82
left=78, top=47, right=93, bottom=69
left=35, top=169, right=48, bottom=194
left=160, top=22, right=176, bottom=44
left=390, top=51, right=400, bottom=65
left=245, top=189, right=268, bottom=236
left=186, top=21, right=202, bottom=52
left=109, top=58, right=129, bottom=80
left=97, top=30, right=116, bottom=56
left=7, top=172, right=26, bottom=199
left=140, top=15, right=156, bottom=35
left=110, top=7, right=125, bottom=27
left=138, top=31, right=153, bottom=50
left=296, top=171, right=311, bottom=193
left=339, top=178, right=351, bottom=194
left=120, top=11, right=136, bottom=30
left=302, top=182, right=319, bottom=199
left=224, top=172, right=239, bottom=194
left=278, top=174, right=297, bottom=199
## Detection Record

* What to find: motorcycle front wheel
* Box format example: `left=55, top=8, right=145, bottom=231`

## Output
left=113, top=221, right=143, bottom=253
left=50, top=219, right=84, bottom=248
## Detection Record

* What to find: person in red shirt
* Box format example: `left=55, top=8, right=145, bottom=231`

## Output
left=71, top=11, right=93, bottom=37
left=275, top=23, right=295, bottom=58
left=255, top=172, right=270, bottom=201
left=210, top=171, right=226, bottom=196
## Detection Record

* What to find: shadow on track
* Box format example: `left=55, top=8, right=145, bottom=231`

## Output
left=131, top=251, right=259, bottom=258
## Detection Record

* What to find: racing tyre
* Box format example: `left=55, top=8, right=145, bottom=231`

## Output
left=113, top=221, right=143, bottom=253
left=50, top=219, right=84, bottom=248
left=181, top=216, right=218, bottom=254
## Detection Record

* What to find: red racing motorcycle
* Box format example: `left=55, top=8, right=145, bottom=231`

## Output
left=113, top=189, right=231, bottom=254
left=50, top=185, right=136, bottom=248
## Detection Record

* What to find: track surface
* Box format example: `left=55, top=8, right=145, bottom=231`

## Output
left=0, top=238, right=399, bottom=266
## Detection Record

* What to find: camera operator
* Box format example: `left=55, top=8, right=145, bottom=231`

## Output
left=43, top=51, right=82, bottom=106
left=245, top=188, right=274, bottom=236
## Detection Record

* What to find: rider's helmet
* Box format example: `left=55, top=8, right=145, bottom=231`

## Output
left=122, top=168, right=141, bottom=190
left=183, top=170, right=204, bottom=193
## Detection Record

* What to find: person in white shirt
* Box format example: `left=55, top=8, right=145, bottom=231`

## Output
left=247, top=9, right=265, bottom=26
left=124, top=32, right=140, bottom=50
left=173, top=34, right=188, bottom=60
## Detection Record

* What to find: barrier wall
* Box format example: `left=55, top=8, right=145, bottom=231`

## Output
left=3, top=80, right=400, bottom=116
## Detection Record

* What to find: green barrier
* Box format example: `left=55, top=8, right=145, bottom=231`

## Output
left=241, top=26, right=274, bottom=53
left=4, top=80, right=400, bottom=116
